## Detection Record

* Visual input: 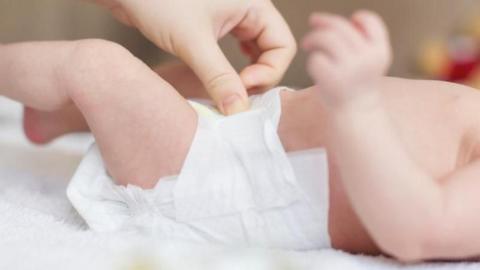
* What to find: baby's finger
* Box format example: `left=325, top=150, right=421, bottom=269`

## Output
left=309, top=13, right=365, bottom=49
left=302, top=30, right=348, bottom=61
left=306, top=52, right=331, bottom=78
left=352, top=10, right=389, bottom=46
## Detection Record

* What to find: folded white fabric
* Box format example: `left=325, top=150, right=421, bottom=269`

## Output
left=67, top=88, right=331, bottom=250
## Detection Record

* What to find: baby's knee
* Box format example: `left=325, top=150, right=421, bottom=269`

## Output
left=60, top=39, right=138, bottom=97
left=68, top=39, right=133, bottom=69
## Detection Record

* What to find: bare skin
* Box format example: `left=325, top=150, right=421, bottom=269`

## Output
left=303, top=11, right=480, bottom=261
left=90, top=0, right=298, bottom=115
left=0, top=40, right=198, bottom=189
left=22, top=0, right=295, bottom=118
left=2, top=12, right=480, bottom=262
left=22, top=62, right=211, bottom=145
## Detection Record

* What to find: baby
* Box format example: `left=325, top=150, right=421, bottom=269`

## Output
left=2, top=11, right=480, bottom=262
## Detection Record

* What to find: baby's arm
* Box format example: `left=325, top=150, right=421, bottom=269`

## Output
left=304, top=11, right=480, bottom=261
left=0, top=40, right=197, bottom=188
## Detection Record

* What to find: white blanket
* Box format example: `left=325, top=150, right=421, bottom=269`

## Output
left=0, top=97, right=477, bottom=270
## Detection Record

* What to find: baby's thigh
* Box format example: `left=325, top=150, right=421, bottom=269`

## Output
left=62, top=39, right=198, bottom=188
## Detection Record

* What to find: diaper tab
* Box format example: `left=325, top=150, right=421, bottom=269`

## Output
left=174, top=88, right=302, bottom=222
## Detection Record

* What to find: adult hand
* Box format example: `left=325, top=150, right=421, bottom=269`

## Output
left=90, top=0, right=296, bottom=115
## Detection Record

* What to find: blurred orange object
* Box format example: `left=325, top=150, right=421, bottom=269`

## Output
left=419, top=40, right=450, bottom=78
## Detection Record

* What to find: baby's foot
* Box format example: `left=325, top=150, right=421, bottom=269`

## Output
left=302, top=11, right=392, bottom=110
left=23, top=105, right=88, bottom=144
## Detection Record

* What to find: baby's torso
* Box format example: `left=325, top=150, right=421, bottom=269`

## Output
left=284, top=78, right=480, bottom=255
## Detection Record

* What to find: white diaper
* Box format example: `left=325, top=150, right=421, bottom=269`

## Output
left=67, top=88, right=331, bottom=250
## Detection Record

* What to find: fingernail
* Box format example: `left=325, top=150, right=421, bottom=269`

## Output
left=223, top=95, right=249, bottom=115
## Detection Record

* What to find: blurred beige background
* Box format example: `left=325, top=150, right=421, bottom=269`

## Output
left=1, top=0, right=480, bottom=87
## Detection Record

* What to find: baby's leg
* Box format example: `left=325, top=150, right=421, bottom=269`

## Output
left=22, top=61, right=208, bottom=144
left=0, top=40, right=197, bottom=188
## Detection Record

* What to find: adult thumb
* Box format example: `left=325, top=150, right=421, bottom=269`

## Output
left=178, top=35, right=250, bottom=115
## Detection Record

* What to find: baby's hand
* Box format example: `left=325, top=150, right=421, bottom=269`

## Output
left=303, top=11, right=392, bottom=110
